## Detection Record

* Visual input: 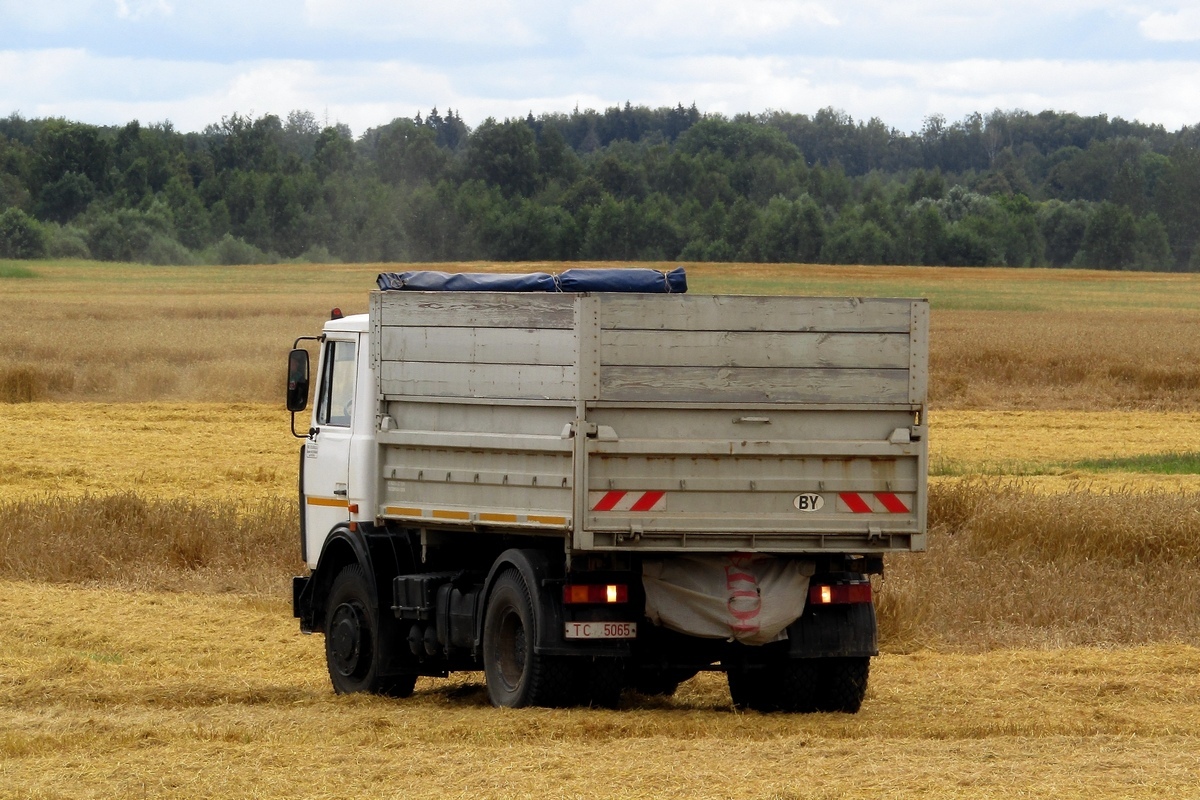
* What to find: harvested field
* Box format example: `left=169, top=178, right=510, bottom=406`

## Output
left=3, top=403, right=1200, bottom=650
left=3, top=261, right=1200, bottom=409
left=2, top=579, right=1200, bottom=799
left=0, top=402, right=296, bottom=502
left=4, top=261, right=1200, bottom=797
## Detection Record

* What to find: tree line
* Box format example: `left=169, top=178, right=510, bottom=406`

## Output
left=2, top=103, right=1200, bottom=270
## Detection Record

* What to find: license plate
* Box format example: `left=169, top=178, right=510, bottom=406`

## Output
left=564, top=621, right=637, bottom=640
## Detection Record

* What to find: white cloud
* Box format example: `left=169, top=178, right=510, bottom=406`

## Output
left=3, top=42, right=1200, bottom=136
left=114, top=0, right=172, bottom=21
left=301, top=0, right=546, bottom=45
left=1139, top=8, right=1200, bottom=40
left=570, top=0, right=838, bottom=47
left=0, top=0, right=105, bottom=31
left=554, top=55, right=1200, bottom=132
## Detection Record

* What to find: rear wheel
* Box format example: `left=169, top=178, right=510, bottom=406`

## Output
left=482, top=569, right=573, bottom=708
left=729, top=656, right=868, bottom=713
left=324, top=564, right=417, bottom=697
left=814, top=656, right=870, bottom=713
left=775, top=659, right=819, bottom=713
left=727, top=661, right=777, bottom=712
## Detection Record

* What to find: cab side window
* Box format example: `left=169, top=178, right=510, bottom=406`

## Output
left=316, top=340, right=356, bottom=427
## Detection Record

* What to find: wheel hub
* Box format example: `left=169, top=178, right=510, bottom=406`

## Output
left=496, top=609, right=527, bottom=690
left=329, top=602, right=366, bottom=676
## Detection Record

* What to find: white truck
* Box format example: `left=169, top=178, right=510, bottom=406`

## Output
left=287, top=269, right=928, bottom=711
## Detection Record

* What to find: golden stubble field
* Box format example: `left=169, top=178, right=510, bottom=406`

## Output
left=4, top=580, right=1200, bottom=799
left=3, top=260, right=1200, bottom=798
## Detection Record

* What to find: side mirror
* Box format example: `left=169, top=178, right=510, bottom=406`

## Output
left=286, top=348, right=310, bottom=412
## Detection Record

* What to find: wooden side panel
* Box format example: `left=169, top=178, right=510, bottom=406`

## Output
left=600, top=330, right=910, bottom=369
left=381, top=325, right=575, bottom=366
left=379, top=360, right=577, bottom=401
left=600, top=366, right=911, bottom=404
left=374, top=291, right=579, bottom=400
left=375, top=291, right=575, bottom=329
left=599, top=294, right=914, bottom=333
left=597, top=294, right=926, bottom=405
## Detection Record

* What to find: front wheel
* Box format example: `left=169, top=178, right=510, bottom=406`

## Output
left=482, top=569, right=573, bottom=708
left=324, top=564, right=415, bottom=697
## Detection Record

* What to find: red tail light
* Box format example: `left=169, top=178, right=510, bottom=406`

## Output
left=808, top=582, right=873, bottom=605
left=563, top=584, right=628, bottom=604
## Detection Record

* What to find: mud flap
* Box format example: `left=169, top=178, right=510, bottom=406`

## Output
left=786, top=601, right=878, bottom=658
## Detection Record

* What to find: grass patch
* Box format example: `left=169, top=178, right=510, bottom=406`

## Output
left=0, top=263, right=37, bottom=278
left=934, top=452, right=1200, bottom=478
left=1073, top=451, right=1200, bottom=474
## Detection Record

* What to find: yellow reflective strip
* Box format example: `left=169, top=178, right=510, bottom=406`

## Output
left=527, top=515, right=568, bottom=526
left=432, top=509, right=470, bottom=521
left=478, top=513, right=519, bottom=523
left=384, top=506, right=422, bottom=517
left=307, top=497, right=349, bottom=508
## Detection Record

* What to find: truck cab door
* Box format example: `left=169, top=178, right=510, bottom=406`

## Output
left=302, top=336, right=358, bottom=566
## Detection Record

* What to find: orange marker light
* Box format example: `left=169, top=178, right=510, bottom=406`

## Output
left=563, top=584, right=628, bottom=604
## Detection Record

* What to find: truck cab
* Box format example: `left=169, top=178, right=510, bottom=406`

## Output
left=298, top=313, right=374, bottom=568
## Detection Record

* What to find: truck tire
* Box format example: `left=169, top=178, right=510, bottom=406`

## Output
left=324, top=564, right=416, bottom=697
left=727, top=663, right=777, bottom=712
left=775, top=659, right=819, bottom=713
left=729, top=657, right=818, bottom=713
left=814, top=656, right=869, bottom=713
left=482, top=569, right=574, bottom=708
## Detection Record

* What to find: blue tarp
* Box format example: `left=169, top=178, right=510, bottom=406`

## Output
left=377, top=267, right=687, bottom=294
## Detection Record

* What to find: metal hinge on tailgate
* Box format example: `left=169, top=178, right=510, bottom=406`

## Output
left=889, top=426, right=925, bottom=443
left=561, top=422, right=618, bottom=440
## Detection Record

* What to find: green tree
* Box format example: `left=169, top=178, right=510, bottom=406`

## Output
left=0, top=207, right=46, bottom=257
left=1038, top=200, right=1089, bottom=267
left=899, top=201, right=948, bottom=265
left=1078, top=201, right=1137, bottom=269
left=313, top=127, right=355, bottom=180
left=467, top=119, right=539, bottom=197
left=1154, top=145, right=1200, bottom=268
left=374, top=120, right=445, bottom=185
left=163, top=176, right=212, bottom=250
left=740, top=195, right=824, bottom=262
left=1132, top=212, right=1171, bottom=271
left=34, top=172, right=94, bottom=222
left=33, top=120, right=111, bottom=196
left=821, top=208, right=895, bottom=264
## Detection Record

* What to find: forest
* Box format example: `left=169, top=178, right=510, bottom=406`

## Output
left=2, top=103, right=1200, bottom=270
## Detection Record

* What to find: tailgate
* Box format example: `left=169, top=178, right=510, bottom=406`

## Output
left=579, top=407, right=926, bottom=553
left=573, top=294, right=928, bottom=554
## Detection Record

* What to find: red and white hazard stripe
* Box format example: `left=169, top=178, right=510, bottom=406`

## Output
left=838, top=492, right=911, bottom=514
left=590, top=490, right=667, bottom=512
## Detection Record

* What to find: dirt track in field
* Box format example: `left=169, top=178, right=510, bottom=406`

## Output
left=3, top=579, right=1200, bottom=799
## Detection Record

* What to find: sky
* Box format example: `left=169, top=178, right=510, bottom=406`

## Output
left=2, top=0, right=1200, bottom=137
